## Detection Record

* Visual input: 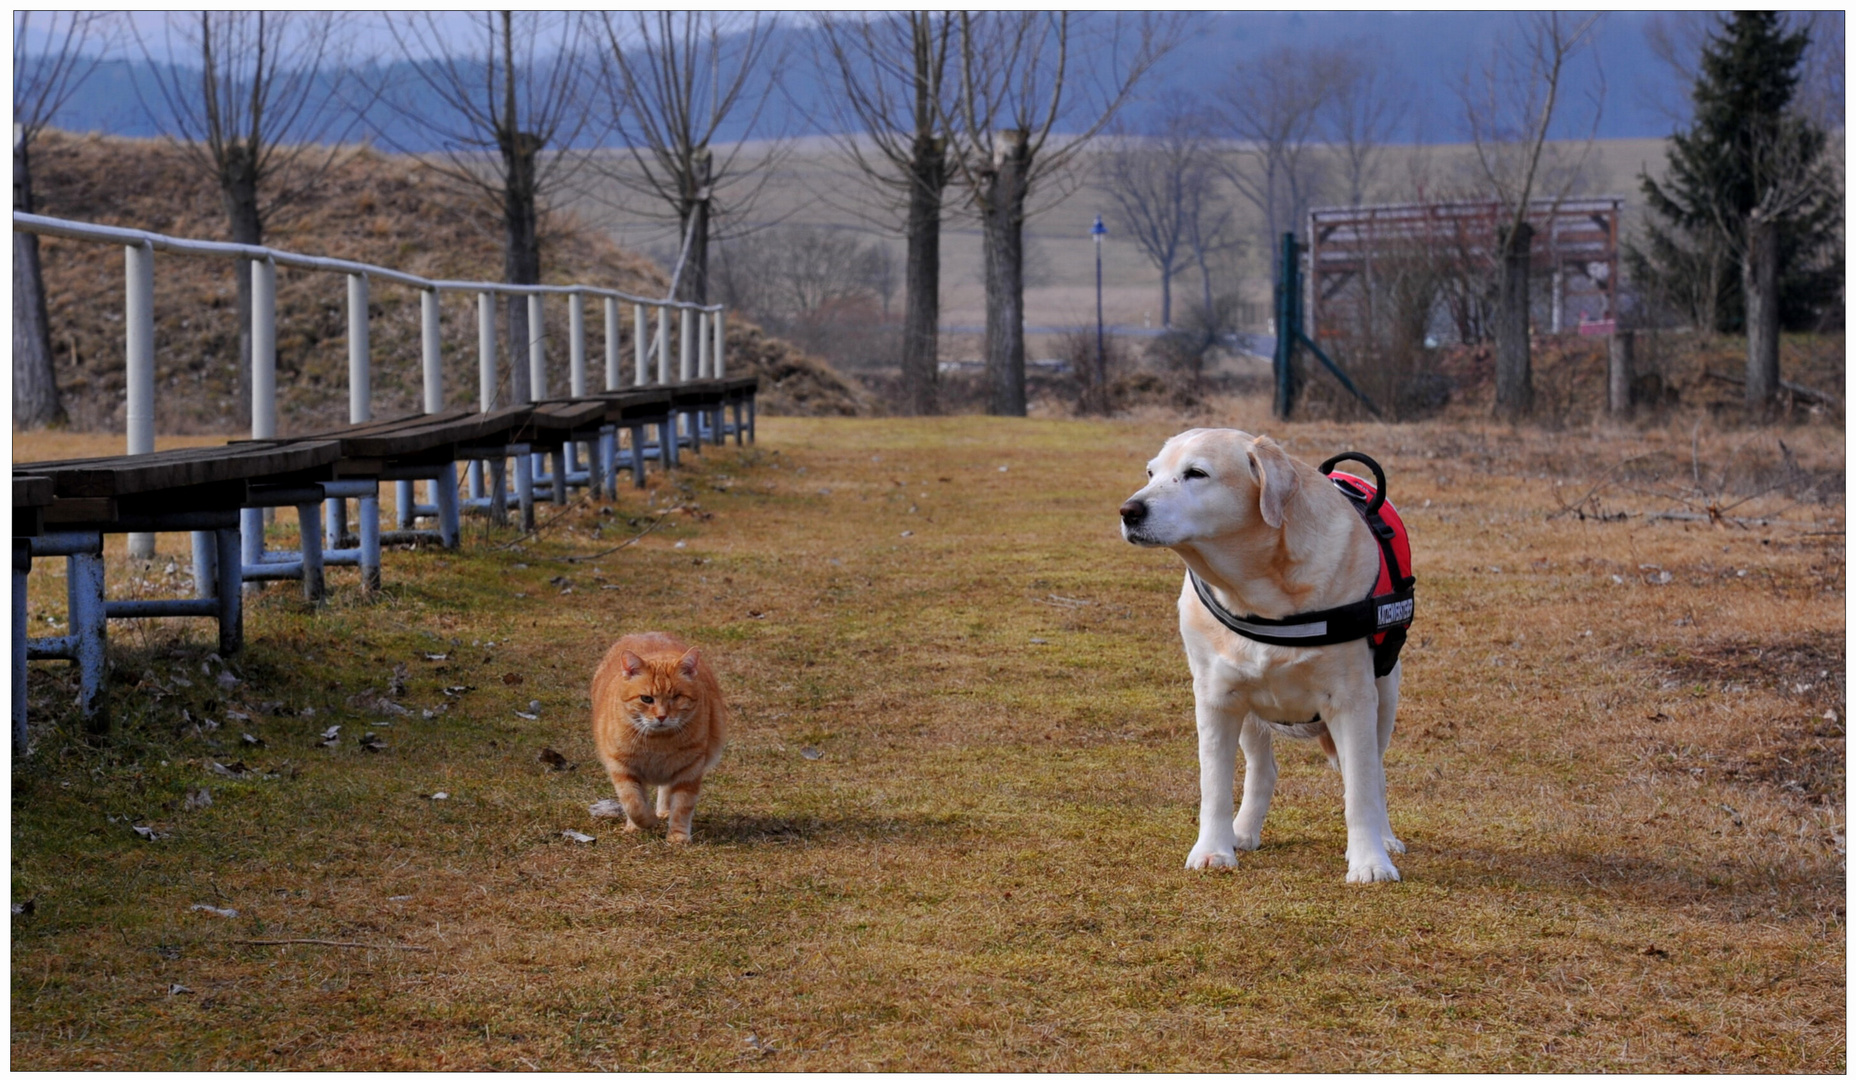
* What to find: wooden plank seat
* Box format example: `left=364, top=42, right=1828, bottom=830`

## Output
left=241, top=405, right=535, bottom=548
left=12, top=440, right=352, bottom=750
left=530, top=389, right=678, bottom=497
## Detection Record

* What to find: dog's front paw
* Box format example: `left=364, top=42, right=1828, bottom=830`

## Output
left=1185, top=844, right=1238, bottom=870
left=1345, top=857, right=1401, bottom=883
left=1231, top=827, right=1262, bottom=851
left=1382, top=833, right=1406, bottom=855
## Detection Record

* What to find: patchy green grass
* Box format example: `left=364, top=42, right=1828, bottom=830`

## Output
left=11, top=406, right=1844, bottom=1070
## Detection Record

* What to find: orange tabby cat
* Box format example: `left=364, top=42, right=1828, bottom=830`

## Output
left=590, top=632, right=729, bottom=842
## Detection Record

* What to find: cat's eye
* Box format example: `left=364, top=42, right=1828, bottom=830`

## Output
left=639, top=695, right=654, bottom=704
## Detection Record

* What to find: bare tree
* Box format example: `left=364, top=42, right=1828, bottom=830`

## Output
left=1320, top=41, right=1407, bottom=208
left=368, top=12, right=598, bottom=405
left=595, top=12, right=785, bottom=307
left=14, top=11, right=111, bottom=428
left=1461, top=11, right=1603, bottom=419
left=1214, top=45, right=1333, bottom=277
left=941, top=12, right=1176, bottom=416
left=135, top=12, right=358, bottom=426
left=815, top=12, right=955, bottom=415
left=1097, top=93, right=1221, bottom=330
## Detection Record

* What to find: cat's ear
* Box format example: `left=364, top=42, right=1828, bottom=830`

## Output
left=676, top=648, right=701, bottom=679
left=620, top=651, right=646, bottom=678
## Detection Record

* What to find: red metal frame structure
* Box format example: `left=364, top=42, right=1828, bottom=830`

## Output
left=1305, top=197, right=1623, bottom=344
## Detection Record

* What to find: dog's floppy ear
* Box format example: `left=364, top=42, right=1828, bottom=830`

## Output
left=1245, top=435, right=1300, bottom=529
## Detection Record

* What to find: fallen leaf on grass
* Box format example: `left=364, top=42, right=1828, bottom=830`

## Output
left=502, top=672, right=524, bottom=686
left=185, top=789, right=213, bottom=810
left=190, top=903, right=238, bottom=918
left=429, top=792, right=449, bottom=801
left=169, top=984, right=193, bottom=996
left=216, top=670, right=240, bottom=690
left=538, top=747, right=573, bottom=770
left=561, top=830, right=596, bottom=844
left=441, top=685, right=475, bottom=698
left=13, top=900, right=36, bottom=917
left=422, top=653, right=449, bottom=662
left=241, top=733, right=265, bottom=748
left=1641, top=945, right=1669, bottom=958
left=358, top=732, right=388, bottom=753
left=318, top=726, right=341, bottom=747
left=208, top=760, right=248, bottom=777
left=589, top=799, right=626, bottom=819
left=515, top=710, right=540, bottom=721
left=132, top=825, right=164, bottom=841
left=800, top=746, right=823, bottom=761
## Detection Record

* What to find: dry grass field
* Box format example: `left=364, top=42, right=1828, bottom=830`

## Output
left=10, top=402, right=1845, bottom=1070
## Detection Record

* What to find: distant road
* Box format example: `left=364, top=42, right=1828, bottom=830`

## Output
left=941, top=325, right=1275, bottom=358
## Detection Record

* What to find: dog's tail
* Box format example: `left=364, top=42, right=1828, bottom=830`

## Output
left=1316, top=728, right=1340, bottom=771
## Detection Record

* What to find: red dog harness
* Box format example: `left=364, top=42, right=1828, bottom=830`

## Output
left=1188, top=452, right=1415, bottom=678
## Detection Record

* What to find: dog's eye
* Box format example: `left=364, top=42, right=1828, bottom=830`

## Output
left=1145, top=469, right=1153, bottom=479
left=639, top=695, right=654, bottom=704
left=1182, top=467, right=1209, bottom=480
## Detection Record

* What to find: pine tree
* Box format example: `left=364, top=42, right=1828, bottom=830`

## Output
left=1631, top=13, right=1840, bottom=340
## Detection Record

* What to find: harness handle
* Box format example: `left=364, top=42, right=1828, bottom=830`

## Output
left=1317, top=451, right=1387, bottom=515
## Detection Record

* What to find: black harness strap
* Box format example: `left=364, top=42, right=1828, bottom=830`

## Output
left=1190, top=452, right=1415, bottom=678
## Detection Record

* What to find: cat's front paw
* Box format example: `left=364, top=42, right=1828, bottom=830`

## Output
left=666, top=830, right=692, bottom=844
left=622, top=815, right=658, bottom=833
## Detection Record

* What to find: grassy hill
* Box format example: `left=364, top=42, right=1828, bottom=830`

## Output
left=23, top=130, right=863, bottom=434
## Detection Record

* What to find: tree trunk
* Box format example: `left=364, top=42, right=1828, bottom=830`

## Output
left=220, top=144, right=263, bottom=431
left=677, top=149, right=714, bottom=307
left=1493, top=220, right=1534, bottom=418
left=1159, top=267, right=1172, bottom=329
left=12, top=136, right=65, bottom=428
left=502, top=132, right=542, bottom=404
left=900, top=133, right=945, bottom=416
left=1743, top=208, right=1780, bottom=418
left=980, top=129, right=1030, bottom=417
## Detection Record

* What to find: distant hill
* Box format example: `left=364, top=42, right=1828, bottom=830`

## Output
left=29, top=12, right=1844, bottom=148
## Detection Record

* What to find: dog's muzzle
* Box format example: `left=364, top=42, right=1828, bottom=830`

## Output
left=1120, top=497, right=1158, bottom=545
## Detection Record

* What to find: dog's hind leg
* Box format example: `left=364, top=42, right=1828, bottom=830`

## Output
left=1231, top=715, right=1277, bottom=851
left=1375, top=663, right=1405, bottom=854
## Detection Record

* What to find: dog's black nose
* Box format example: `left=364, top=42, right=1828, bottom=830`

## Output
left=1119, top=498, right=1147, bottom=526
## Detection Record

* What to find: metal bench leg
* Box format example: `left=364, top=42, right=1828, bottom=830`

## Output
left=436, top=465, right=461, bottom=549
left=468, top=460, right=485, bottom=502
left=395, top=480, right=416, bottom=529
left=598, top=430, right=616, bottom=499
left=68, top=545, right=108, bottom=737
left=191, top=530, right=216, bottom=600
left=514, top=452, right=536, bottom=531
left=550, top=447, right=568, bottom=506
left=298, top=502, right=325, bottom=603
left=214, top=527, right=242, bottom=656
left=325, top=496, right=348, bottom=549
left=241, top=507, right=267, bottom=597
left=13, top=540, right=30, bottom=759
left=359, top=494, right=381, bottom=592
left=489, top=459, right=508, bottom=526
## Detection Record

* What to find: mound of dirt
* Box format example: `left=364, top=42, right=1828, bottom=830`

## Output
left=23, top=129, right=861, bottom=433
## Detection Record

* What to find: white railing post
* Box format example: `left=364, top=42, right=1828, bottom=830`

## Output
left=679, top=306, right=695, bottom=382
left=655, top=305, right=670, bottom=385
left=527, top=293, right=546, bottom=402
left=697, top=310, right=711, bottom=378
left=713, top=307, right=725, bottom=379
left=477, top=290, right=497, bottom=412
left=633, top=303, right=648, bottom=386
left=347, top=272, right=370, bottom=423
left=569, top=290, right=587, bottom=397
left=603, top=296, right=620, bottom=391
left=252, top=256, right=277, bottom=439
left=124, top=240, right=155, bottom=559
left=421, top=288, right=442, bottom=413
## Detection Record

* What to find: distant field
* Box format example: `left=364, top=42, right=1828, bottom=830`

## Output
left=563, top=136, right=1676, bottom=344
left=11, top=403, right=1842, bottom=1070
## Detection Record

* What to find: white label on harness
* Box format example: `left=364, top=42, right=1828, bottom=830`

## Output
left=1239, top=619, right=1328, bottom=638
left=1377, top=598, right=1414, bottom=626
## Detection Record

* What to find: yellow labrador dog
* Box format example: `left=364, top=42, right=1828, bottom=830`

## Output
left=1120, top=429, right=1411, bottom=883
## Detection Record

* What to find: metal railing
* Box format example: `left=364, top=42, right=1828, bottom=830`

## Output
left=15, top=210, right=728, bottom=556
left=13, top=209, right=727, bottom=432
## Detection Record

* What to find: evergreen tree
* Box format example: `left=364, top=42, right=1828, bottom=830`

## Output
left=1631, top=13, right=1841, bottom=335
